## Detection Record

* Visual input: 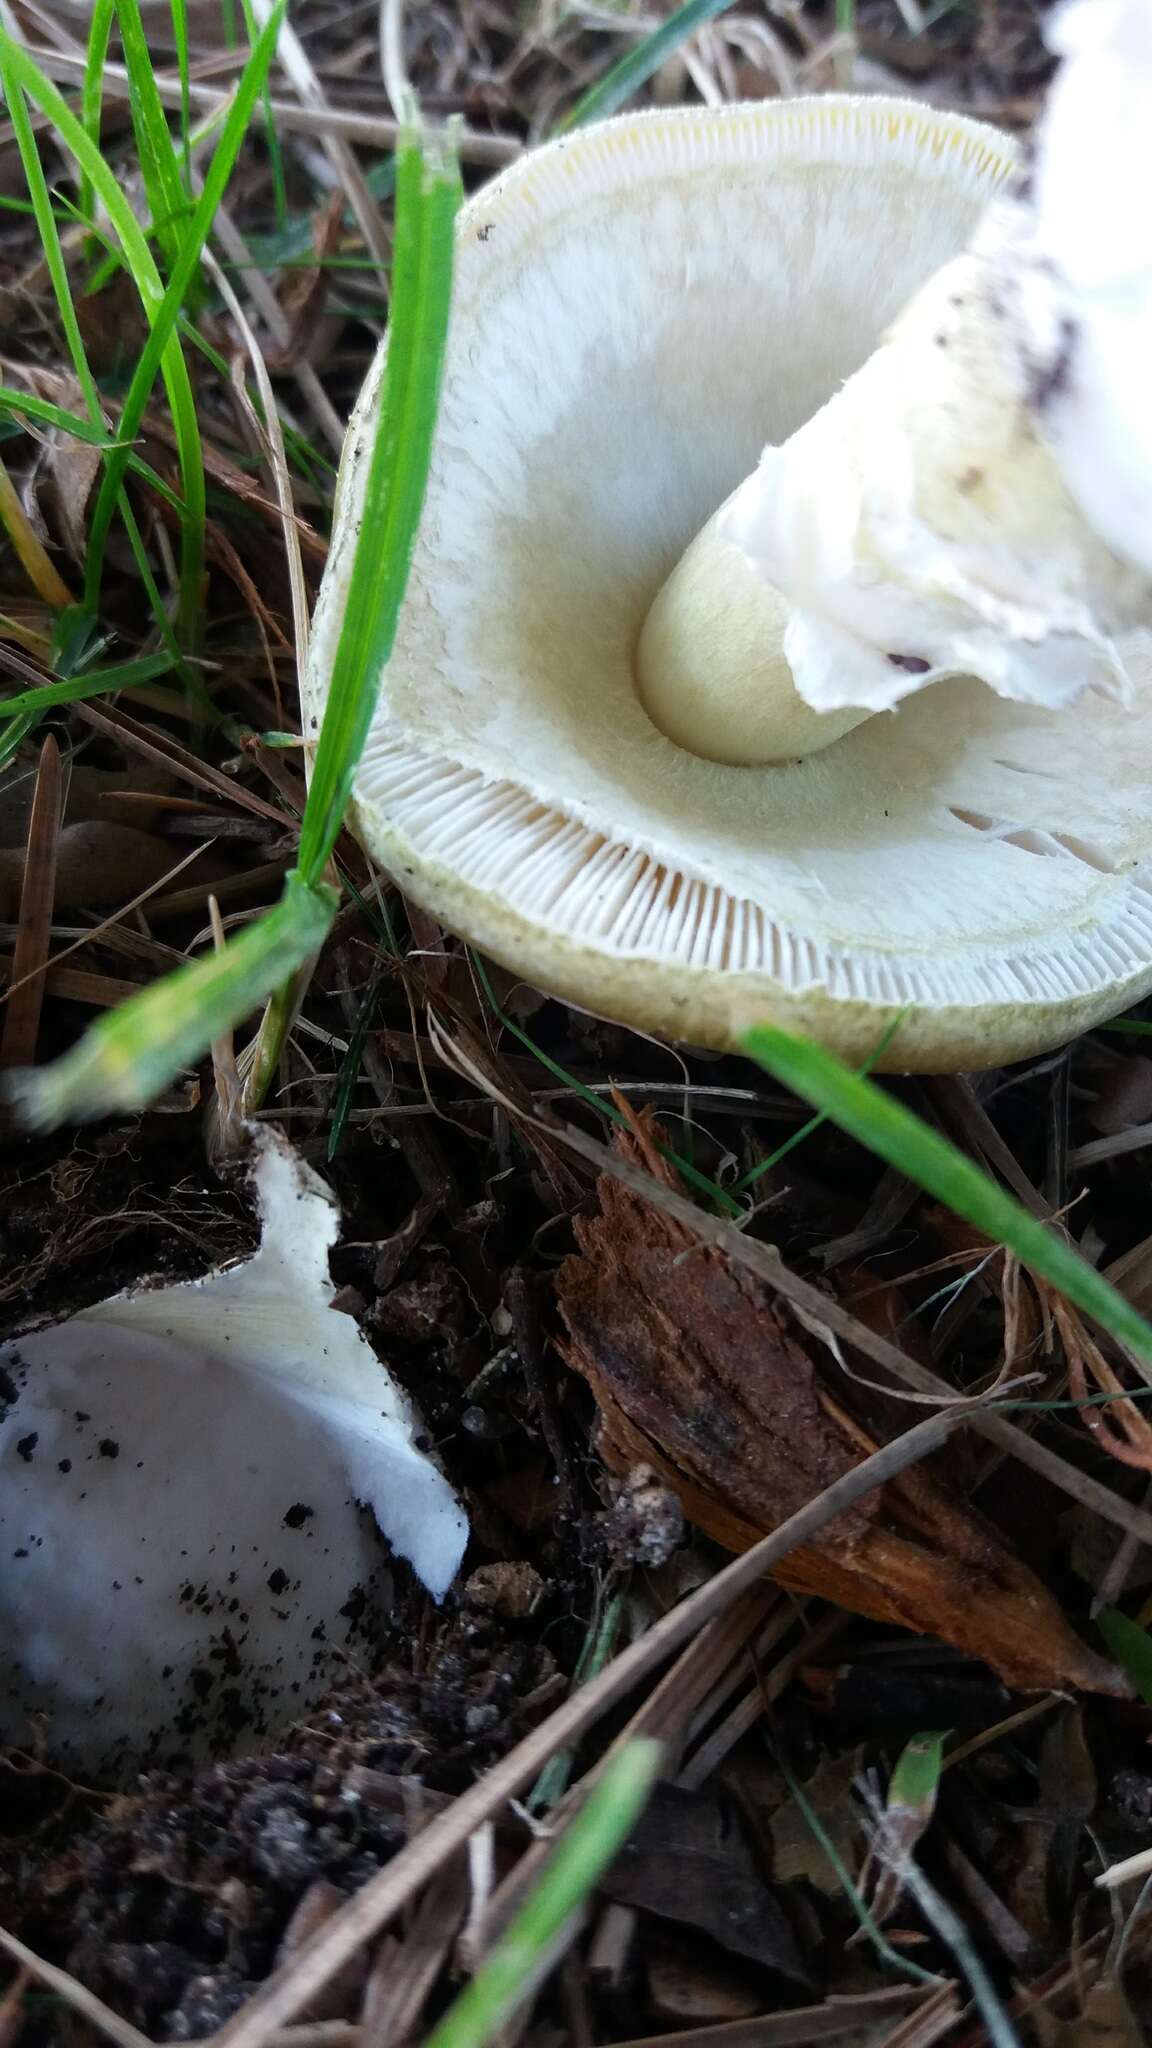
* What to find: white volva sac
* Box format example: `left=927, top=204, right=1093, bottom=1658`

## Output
left=305, top=21, right=1152, bottom=1073
left=0, top=1133, right=467, bottom=1778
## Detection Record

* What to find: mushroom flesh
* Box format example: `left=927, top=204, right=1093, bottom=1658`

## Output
left=306, top=87, right=1152, bottom=1072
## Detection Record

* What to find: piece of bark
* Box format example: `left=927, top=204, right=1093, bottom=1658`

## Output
left=555, top=1111, right=1124, bottom=1697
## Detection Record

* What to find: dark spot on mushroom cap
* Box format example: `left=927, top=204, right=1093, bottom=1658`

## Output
left=98, top=1438, right=119, bottom=1459
left=887, top=653, right=931, bottom=675
left=267, top=1568, right=290, bottom=1595
left=1028, top=315, right=1078, bottom=414
left=16, top=1432, right=37, bottom=1462
left=282, top=1503, right=314, bottom=1530
left=1012, top=135, right=1037, bottom=207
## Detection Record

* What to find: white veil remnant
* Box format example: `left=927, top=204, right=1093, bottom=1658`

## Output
left=1020, top=0, right=1152, bottom=578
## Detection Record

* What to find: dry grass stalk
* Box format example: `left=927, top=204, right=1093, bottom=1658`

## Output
left=0, top=1923, right=152, bottom=2048
left=21, top=42, right=521, bottom=161
left=0, top=730, right=61, bottom=1067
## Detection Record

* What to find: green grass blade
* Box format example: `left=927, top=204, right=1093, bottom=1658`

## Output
left=560, top=0, right=736, bottom=129
left=80, top=0, right=115, bottom=234
left=9, top=124, right=456, bottom=1129
left=296, top=131, right=460, bottom=887
left=1097, top=1609, right=1152, bottom=1705
left=169, top=0, right=193, bottom=183
left=115, top=0, right=190, bottom=274
left=6, top=870, right=338, bottom=1126
left=240, top=0, right=288, bottom=230
left=772, top=1745, right=938, bottom=1988
left=326, top=967, right=382, bottom=1161
left=734, top=1012, right=906, bottom=1195
left=240, top=126, right=458, bottom=1116
left=115, top=492, right=203, bottom=688
left=0, top=706, right=43, bottom=768
left=77, top=8, right=284, bottom=640
left=470, top=949, right=744, bottom=1219
left=424, top=1740, right=664, bottom=2048
left=0, top=15, right=282, bottom=650
left=743, top=1025, right=1152, bottom=1365
left=0, top=31, right=203, bottom=643
left=0, top=387, right=110, bottom=444
left=887, top=1731, right=948, bottom=1821
left=0, top=650, right=179, bottom=717
left=0, top=387, right=188, bottom=516
left=0, top=69, right=102, bottom=422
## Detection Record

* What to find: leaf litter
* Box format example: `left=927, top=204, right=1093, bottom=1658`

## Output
left=7, top=1, right=1152, bottom=2045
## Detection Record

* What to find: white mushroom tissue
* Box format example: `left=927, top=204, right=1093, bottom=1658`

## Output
left=0, top=1131, right=468, bottom=1778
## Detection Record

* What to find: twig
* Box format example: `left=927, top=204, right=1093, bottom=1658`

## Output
left=208, top=1410, right=969, bottom=2048
left=205, top=199, right=345, bottom=457
left=597, top=1988, right=948, bottom=2048
left=1071, top=1123, right=1152, bottom=1169
left=201, top=238, right=311, bottom=678
left=379, top=0, right=410, bottom=116
left=358, top=1859, right=466, bottom=2044
left=677, top=1608, right=844, bottom=1791
left=0, top=1925, right=152, bottom=2048
left=863, top=1805, right=1021, bottom=2048
left=70, top=700, right=288, bottom=824
left=0, top=732, right=60, bottom=1067
left=19, top=43, right=520, bottom=163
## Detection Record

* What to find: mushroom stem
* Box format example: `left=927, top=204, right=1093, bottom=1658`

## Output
left=635, top=504, right=868, bottom=765
left=636, top=187, right=1152, bottom=769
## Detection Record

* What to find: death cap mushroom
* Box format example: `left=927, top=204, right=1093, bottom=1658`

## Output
left=306, top=89, right=1152, bottom=1073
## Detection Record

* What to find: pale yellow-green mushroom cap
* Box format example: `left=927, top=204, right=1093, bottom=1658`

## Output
left=304, top=96, right=1152, bottom=1074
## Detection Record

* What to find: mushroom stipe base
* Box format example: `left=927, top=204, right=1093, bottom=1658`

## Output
left=306, top=96, right=1152, bottom=1074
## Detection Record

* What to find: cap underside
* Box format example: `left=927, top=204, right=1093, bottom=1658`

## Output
left=306, top=96, right=1152, bottom=1071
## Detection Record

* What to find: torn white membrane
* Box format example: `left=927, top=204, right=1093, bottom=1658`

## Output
left=716, top=0, right=1152, bottom=721
left=0, top=1134, right=467, bottom=1778
left=1017, top=0, right=1152, bottom=578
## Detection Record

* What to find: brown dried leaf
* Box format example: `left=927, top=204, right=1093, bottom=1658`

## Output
left=600, top=1780, right=809, bottom=1981
left=36, top=372, right=104, bottom=562
left=767, top=1751, right=865, bottom=1895
left=555, top=1112, right=1124, bottom=1696
left=0, top=823, right=188, bottom=919
left=264, top=193, right=345, bottom=374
